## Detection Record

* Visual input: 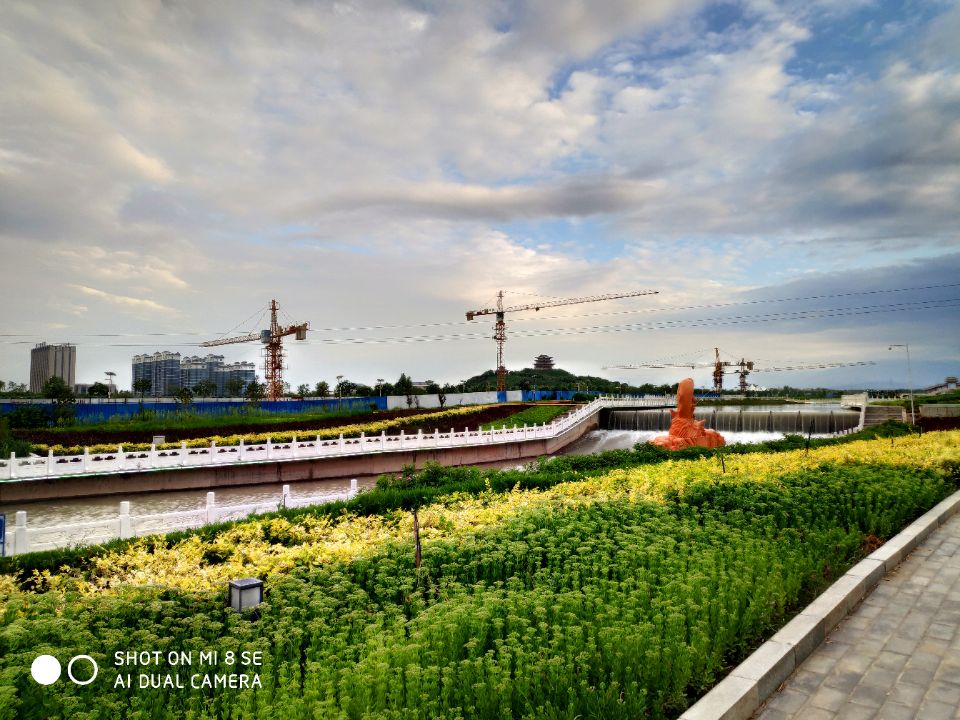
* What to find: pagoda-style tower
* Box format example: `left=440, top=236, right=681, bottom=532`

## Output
left=533, top=354, right=555, bottom=370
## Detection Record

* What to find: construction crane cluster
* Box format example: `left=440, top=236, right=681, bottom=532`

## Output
left=466, top=289, right=660, bottom=391
left=204, top=294, right=876, bottom=401
left=201, top=299, right=309, bottom=401
left=606, top=348, right=875, bottom=393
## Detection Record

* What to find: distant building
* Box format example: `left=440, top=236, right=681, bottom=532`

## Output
left=181, top=354, right=225, bottom=394
left=923, top=376, right=959, bottom=395
left=30, top=343, right=76, bottom=393
left=74, top=382, right=117, bottom=396
left=132, top=352, right=182, bottom=396
left=214, top=362, right=256, bottom=396
left=131, top=352, right=255, bottom=396
left=412, top=380, right=436, bottom=390
left=533, top=354, right=555, bottom=370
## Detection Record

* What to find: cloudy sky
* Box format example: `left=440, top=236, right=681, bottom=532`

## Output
left=1, top=0, right=958, bottom=392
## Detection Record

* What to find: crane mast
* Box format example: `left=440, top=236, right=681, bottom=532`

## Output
left=466, top=289, right=659, bottom=392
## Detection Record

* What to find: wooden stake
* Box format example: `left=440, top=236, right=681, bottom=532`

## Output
left=413, top=508, right=421, bottom=570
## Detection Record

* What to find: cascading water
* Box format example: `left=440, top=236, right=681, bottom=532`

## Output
left=608, top=409, right=859, bottom=434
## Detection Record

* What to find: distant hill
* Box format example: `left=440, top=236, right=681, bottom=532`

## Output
left=461, top=367, right=674, bottom=395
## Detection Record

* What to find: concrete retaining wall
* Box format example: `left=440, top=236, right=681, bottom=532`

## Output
left=920, top=404, right=960, bottom=417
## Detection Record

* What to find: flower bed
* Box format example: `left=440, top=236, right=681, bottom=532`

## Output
left=29, top=405, right=504, bottom=456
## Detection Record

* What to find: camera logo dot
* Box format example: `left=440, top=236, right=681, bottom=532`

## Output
left=31, top=655, right=99, bottom=685
left=31, top=655, right=61, bottom=685
left=68, top=655, right=99, bottom=685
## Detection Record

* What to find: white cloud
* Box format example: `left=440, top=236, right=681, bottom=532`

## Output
left=0, top=0, right=957, bottom=388
left=72, top=285, right=175, bottom=314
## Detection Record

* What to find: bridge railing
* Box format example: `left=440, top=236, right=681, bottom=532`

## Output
left=0, top=396, right=674, bottom=482
left=2, top=480, right=360, bottom=556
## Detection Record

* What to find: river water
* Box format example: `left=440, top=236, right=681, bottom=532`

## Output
left=0, top=403, right=852, bottom=532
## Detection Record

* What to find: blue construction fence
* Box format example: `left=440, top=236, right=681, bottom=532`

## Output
left=0, top=390, right=614, bottom=424
left=0, top=397, right=388, bottom=423
left=519, top=390, right=600, bottom=402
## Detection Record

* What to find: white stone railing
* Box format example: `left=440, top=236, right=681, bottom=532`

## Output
left=2, top=481, right=359, bottom=556
left=839, top=393, right=869, bottom=408
left=1, top=396, right=674, bottom=482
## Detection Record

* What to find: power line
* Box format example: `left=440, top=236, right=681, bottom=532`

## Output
left=2, top=294, right=956, bottom=348
left=301, top=297, right=960, bottom=345
left=1, top=282, right=956, bottom=338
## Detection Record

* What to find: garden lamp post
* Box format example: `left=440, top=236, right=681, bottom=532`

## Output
left=228, top=578, right=264, bottom=612
left=888, top=344, right=915, bottom=425
left=336, top=375, right=344, bottom=411
left=377, top=378, right=384, bottom=396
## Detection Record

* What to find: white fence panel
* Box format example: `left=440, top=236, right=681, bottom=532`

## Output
left=3, top=481, right=362, bottom=556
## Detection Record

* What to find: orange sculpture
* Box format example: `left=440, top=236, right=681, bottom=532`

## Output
left=651, top=377, right=726, bottom=450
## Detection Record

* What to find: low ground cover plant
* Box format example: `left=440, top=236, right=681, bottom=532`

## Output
left=0, top=430, right=957, bottom=719
left=481, top=404, right=571, bottom=429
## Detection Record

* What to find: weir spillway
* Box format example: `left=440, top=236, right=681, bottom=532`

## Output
left=606, top=409, right=861, bottom=434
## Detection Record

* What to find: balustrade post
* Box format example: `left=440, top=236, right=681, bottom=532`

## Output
left=206, top=492, right=216, bottom=523
left=148, top=444, right=156, bottom=469
left=350, top=478, right=358, bottom=497
left=117, top=445, right=125, bottom=472
left=46, top=448, right=53, bottom=475
left=524, top=423, right=528, bottom=440
left=434, top=428, right=439, bottom=445
left=83, top=447, right=90, bottom=472
left=399, top=430, right=404, bottom=450
left=210, top=441, right=217, bottom=465
left=381, top=431, right=387, bottom=450
left=266, top=437, right=273, bottom=460
left=8, top=452, right=14, bottom=480
left=416, top=429, right=423, bottom=447
left=14, top=511, right=27, bottom=555
left=338, top=433, right=344, bottom=454
left=238, top=439, right=244, bottom=462
left=360, top=432, right=366, bottom=450
left=119, top=501, right=132, bottom=539
left=292, top=434, right=298, bottom=459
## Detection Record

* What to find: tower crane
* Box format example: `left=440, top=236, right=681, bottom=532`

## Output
left=605, top=348, right=874, bottom=393
left=466, top=289, right=659, bottom=392
left=201, top=299, right=309, bottom=401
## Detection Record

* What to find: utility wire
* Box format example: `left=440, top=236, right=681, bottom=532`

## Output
left=300, top=297, right=960, bottom=345
left=1, top=282, right=955, bottom=338
left=2, top=295, right=956, bottom=348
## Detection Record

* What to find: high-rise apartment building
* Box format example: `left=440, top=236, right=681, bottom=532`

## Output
left=215, top=362, right=257, bottom=396
left=132, top=352, right=182, bottom=396
left=131, top=352, right=255, bottom=396
left=30, top=343, right=76, bottom=393
left=181, top=354, right=225, bottom=393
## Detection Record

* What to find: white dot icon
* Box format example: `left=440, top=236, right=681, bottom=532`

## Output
left=31, top=655, right=61, bottom=685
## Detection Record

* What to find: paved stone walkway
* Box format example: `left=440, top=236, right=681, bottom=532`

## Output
left=756, top=512, right=960, bottom=720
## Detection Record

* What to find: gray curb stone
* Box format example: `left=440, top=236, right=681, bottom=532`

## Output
left=678, top=487, right=960, bottom=720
